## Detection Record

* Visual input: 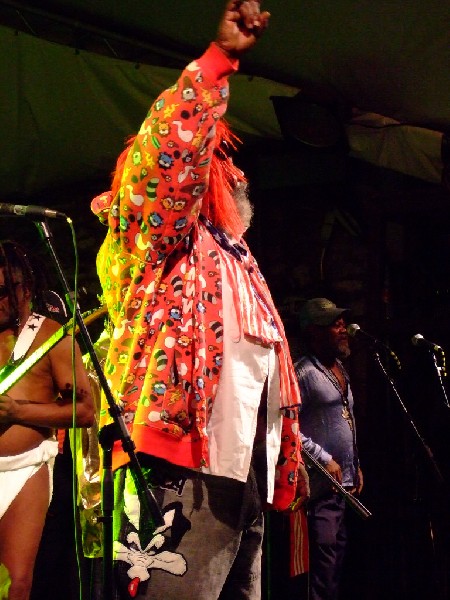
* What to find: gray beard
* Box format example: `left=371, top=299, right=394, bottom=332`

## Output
left=233, top=182, right=253, bottom=232
left=338, top=341, right=351, bottom=360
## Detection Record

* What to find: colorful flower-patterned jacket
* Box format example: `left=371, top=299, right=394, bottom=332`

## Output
left=92, top=43, right=302, bottom=510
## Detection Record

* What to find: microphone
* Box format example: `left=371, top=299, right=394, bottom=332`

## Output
left=348, top=323, right=401, bottom=369
left=347, top=323, right=382, bottom=346
left=0, top=203, right=67, bottom=220
left=411, top=334, right=442, bottom=353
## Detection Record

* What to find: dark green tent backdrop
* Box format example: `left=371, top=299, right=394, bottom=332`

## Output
left=1, top=2, right=450, bottom=600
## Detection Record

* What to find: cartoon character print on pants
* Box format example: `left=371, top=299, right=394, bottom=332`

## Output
left=114, top=469, right=191, bottom=599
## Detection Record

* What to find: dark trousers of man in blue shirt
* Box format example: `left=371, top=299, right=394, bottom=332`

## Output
left=307, top=493, right=347, bottom=600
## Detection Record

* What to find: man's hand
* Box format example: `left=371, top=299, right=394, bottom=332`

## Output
left=215, top=1, right=270, bottom=59
left=0, top=394, right=19, bottom=423
left=296, top=462, right=310, bottom=503
left=285, top=463, right=310, bottom=513
left=356, top=466, right=364, bottom=494
left=325, top=458, right=343, bottom=485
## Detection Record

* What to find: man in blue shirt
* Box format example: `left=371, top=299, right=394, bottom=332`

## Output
left=295, top=298, right=363, bottom=600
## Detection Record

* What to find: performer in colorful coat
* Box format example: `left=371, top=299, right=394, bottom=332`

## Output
left=92, top=2, right=307, bottom=598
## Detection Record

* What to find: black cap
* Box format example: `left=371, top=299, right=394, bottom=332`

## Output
left=299, top=297, right=349, bottom=330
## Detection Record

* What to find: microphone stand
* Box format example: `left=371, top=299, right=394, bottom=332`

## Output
left=427, top=351, right=450, bottom=600
left=35, top=219, right=164, bottom=600
left=371, top=348, right=445, bottom=485
left=302, top=448, right=372, bottom=519
left=430, top=350, right=450, bottom=408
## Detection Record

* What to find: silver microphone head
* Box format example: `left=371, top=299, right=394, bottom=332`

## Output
left=411, top=334, right=423, bottom=346
left=411, top=333, right=442, bottom=351
left=347, top=323, right=360, bottom=337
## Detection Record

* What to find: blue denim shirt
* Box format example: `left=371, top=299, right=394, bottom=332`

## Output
left=295, top=355, right=359, bottom=488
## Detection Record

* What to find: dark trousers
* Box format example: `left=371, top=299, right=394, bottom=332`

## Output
left=112, top=456, right=264, bottom=600
left=307, top=493, right=347, bottom=600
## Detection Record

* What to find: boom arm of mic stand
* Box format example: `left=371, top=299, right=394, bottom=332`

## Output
left=35, top=220, right=164, bottom=597
left=371, top=349, right=445, bottom=485
left=302, top=448, right=372, bottom=519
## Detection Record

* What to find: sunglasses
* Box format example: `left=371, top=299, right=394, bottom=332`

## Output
left=0, top=282, right=22, bottom=300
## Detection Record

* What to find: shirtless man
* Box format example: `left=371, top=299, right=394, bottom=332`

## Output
left=0, top=240, right=94, bottom=600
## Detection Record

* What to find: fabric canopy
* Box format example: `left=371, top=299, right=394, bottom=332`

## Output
left=0, top=23, right=298, bottom=199
left=1, top=0, right=449, bottom=199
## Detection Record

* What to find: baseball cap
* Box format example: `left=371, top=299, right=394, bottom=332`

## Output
left=299, top=297, right=349, bottom=330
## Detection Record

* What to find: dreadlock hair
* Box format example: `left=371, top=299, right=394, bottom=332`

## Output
left=111, top=134, right=137, bottom=200
left=110, top=120, right=247, bottom=240
left=0, top=240, right=36, bottom=328
left=202, top=119, right=247, bottom=239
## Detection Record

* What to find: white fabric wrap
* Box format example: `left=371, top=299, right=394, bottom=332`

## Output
left=0, top=438, right=59, bottom=518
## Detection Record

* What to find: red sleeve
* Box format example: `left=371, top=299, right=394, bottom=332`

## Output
left=112, top=43, right=238, bottom=264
